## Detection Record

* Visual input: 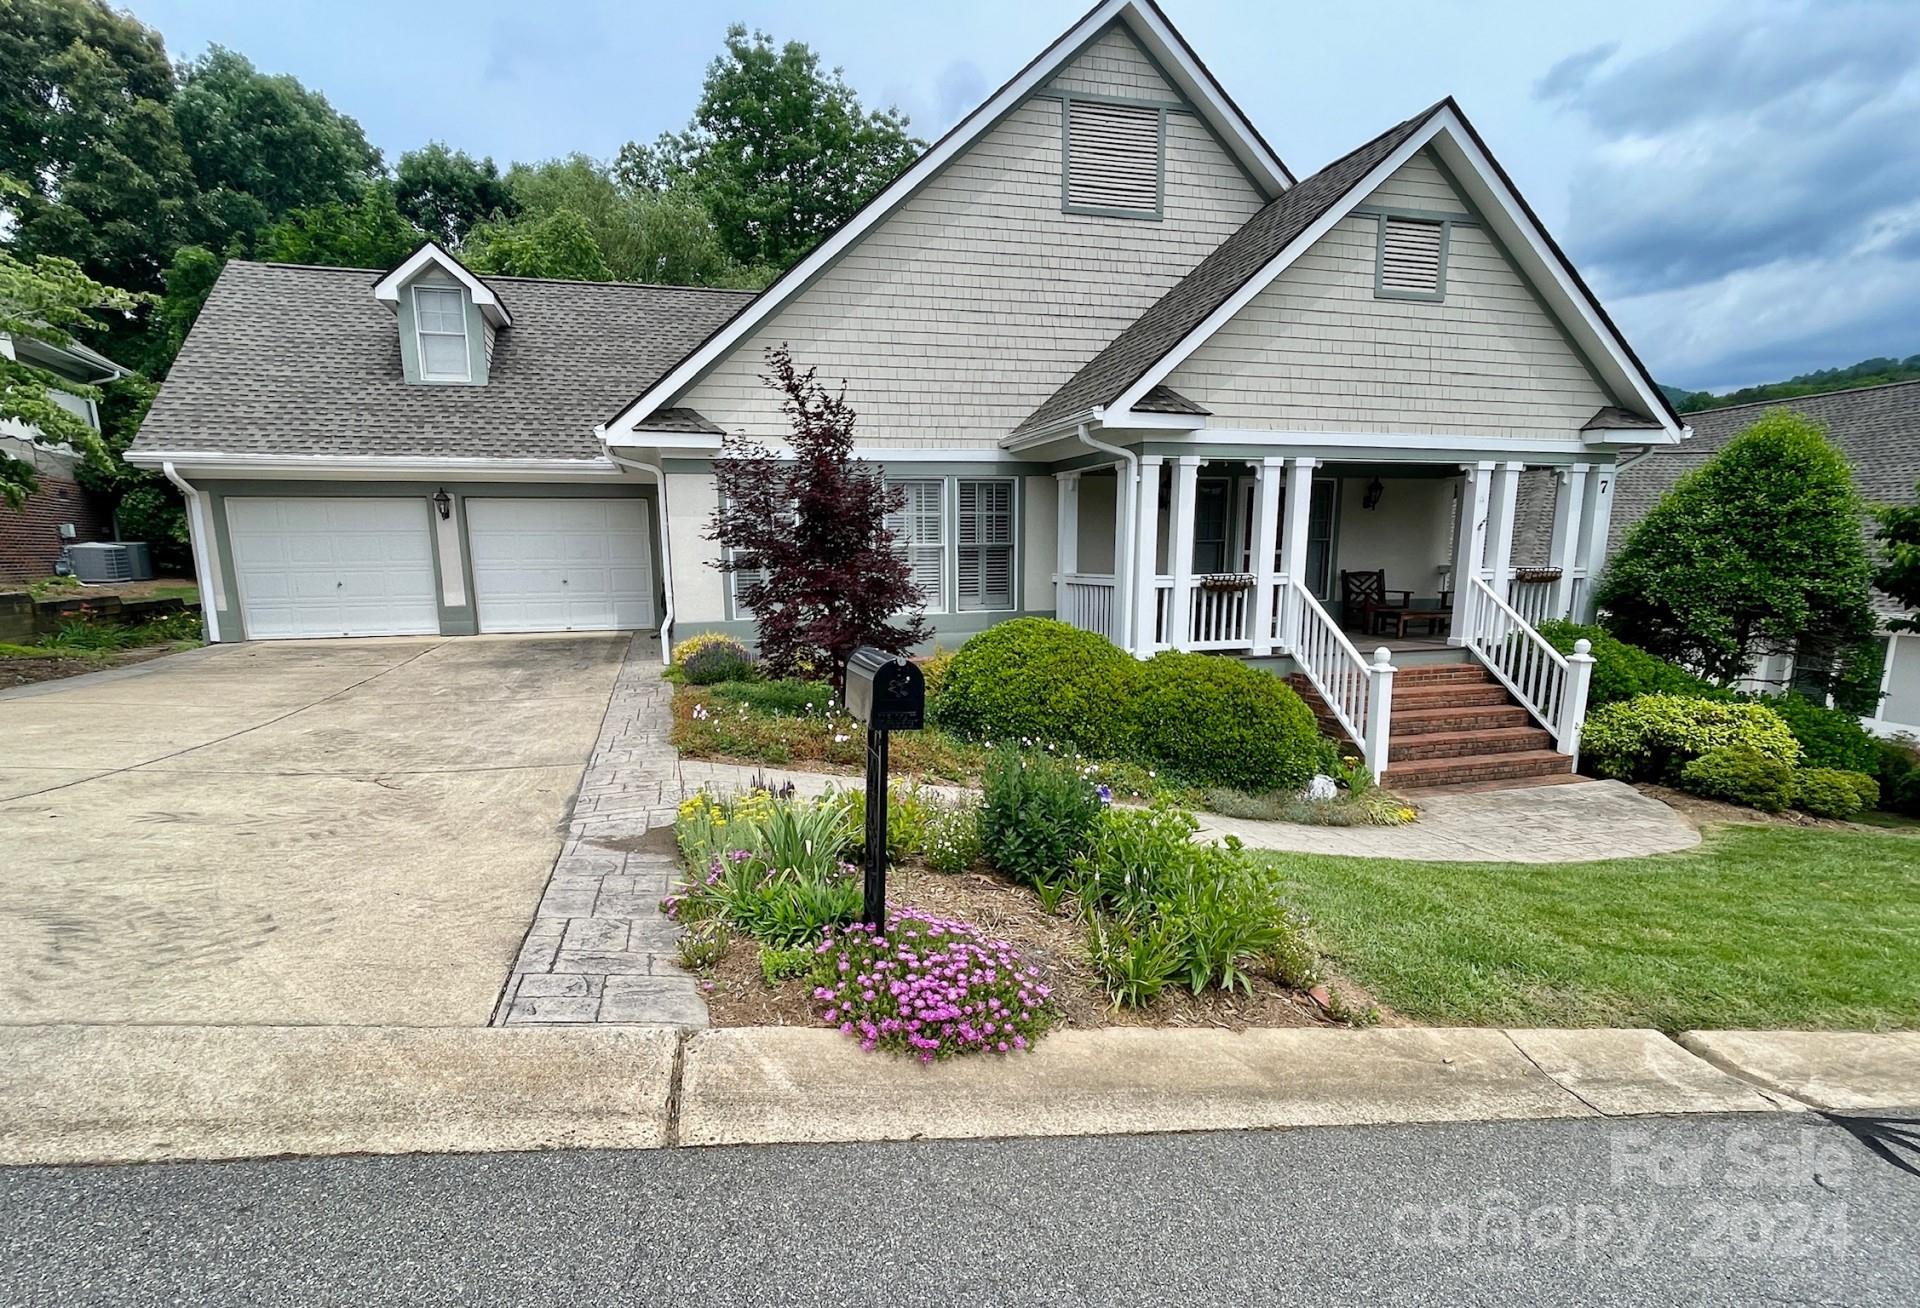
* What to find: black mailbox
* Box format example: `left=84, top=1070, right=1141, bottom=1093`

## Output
left=845, top=646, right=925, bottom=731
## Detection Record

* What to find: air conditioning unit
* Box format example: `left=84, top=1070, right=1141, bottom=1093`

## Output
left=121, top=541, right=154, bottom=581
left=68, top=542, right=133, bottom=583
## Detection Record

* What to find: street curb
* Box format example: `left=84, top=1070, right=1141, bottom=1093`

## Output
left=1675, top=1030, right=1920, bottom=1113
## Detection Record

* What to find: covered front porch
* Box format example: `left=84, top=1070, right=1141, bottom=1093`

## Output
left=1051, top=451, right=1613, bottom=781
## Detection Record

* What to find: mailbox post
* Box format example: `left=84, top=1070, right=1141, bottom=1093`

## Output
left=843, top=646, right=926, bottom=927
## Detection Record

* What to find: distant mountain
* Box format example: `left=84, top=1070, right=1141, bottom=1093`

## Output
left=1663, top=353, right=1920, bottom=413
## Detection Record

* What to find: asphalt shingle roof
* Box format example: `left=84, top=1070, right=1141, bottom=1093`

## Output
left=1016, top=102, right=1447, bottom=435
left=131, top=261, right=754, bottom=460
left=1514, top=380, right=1920, bottom=583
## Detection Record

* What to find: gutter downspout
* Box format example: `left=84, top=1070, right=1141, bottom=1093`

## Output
left=1071, top=420, right=1139, bottom=657
left=161, top=461, right=221, bottom=644
left=608, top=453, right=674, bottom=665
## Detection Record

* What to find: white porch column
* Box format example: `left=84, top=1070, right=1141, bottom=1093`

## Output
left=1250, top=456, right=1284, bottom=657
left=1278, top=456, right=1317, bottom=654
left=1053, top=470, right=1079, bottom=631
left=1485, top=460, right=1524, bottom=602
left=1545, top=462, right=1589, bottom=620
left=1130, top=457, right=1163, bottom=655
left=1574, top=464, right=1616, bottom=623
left=1167, top=455, right=1201, bottom=652
left=1449, top=461, right=1494, bottom=646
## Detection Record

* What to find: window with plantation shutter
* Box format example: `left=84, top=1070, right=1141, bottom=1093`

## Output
left=1375, top=214, right=1448, bottom=300
left=887, top=479, right=946, bottom=613
left=1063, top=97, right=1164, bottom=218
left=957, top=479, right=1015, bottom=612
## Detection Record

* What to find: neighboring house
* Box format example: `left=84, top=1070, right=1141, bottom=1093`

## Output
left=125, top=0, right=1683, bottom=784
left=1535, top=380, right=1919, bottom=737
left=0, top=331, right=126, bottom=582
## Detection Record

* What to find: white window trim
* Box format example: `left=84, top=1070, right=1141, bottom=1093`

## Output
left=955, top=475, right=1019, bottom=614
left=413, top=285, right=472, bottom=382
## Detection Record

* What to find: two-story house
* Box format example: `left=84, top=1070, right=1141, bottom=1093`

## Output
left=1, top=331, right=127, bottom=582
left=126, top=0, right=1685, bottom=783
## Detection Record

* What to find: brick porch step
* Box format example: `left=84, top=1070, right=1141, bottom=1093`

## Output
left=1383, top=749, right=1574, bottom=788
left=1388, top=725, right=1553, bottom=762
left=1390, top=703, right=1534, bottom=735
left=1390, top=664, right=1492, bottom=685
left=1392, top=682, right=1512, bottom=709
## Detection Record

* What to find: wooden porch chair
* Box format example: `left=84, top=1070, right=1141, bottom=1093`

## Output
left=1339, top=570, right=1410, bottom=633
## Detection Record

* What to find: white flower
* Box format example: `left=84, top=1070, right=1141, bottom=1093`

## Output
left=832, top=733, right=850, bottom=744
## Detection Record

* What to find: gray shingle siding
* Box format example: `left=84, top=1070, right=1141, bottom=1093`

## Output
left=131, top=262, right=753, bottom=461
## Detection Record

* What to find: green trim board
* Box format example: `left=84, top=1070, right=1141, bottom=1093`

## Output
left=200, top=479, right=659, bottom=641
left=1371, top=211, right=1452, bottom=303
left=1058, top=91, right=1168, bottom=221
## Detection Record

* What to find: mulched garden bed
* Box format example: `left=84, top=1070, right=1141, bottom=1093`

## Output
left=0, top=645, right=180, bottom=690
left=692, top=859, right=1398, bottom=1033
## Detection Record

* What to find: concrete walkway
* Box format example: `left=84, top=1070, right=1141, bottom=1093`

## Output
left=9, top=1023, right=1913, bottom=1166
left=678, top=761, right=1701, bottom=864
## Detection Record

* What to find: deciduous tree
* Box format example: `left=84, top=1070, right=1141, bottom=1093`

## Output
left=462, top=208, right=611, bottom=281
left=1596, top=410, right=1882, bottom=712
left=708, top=346, right=929, bottom=687
left=1876, top=484, right=1920, bottom=634
left=394, top=142, right=517, bottom=246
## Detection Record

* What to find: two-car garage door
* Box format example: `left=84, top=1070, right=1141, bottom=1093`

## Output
left=226, top=496, right=654, bottom=640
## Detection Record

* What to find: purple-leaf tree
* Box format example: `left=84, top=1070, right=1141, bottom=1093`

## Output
left=708, top=345, right=930, bottom=690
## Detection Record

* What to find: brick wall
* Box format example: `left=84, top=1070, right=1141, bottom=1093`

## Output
left=0, top=469, right=115, bottom=583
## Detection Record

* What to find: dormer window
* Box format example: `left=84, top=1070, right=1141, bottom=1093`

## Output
left=414, top=287, right=471, bottom=381
left=372, top=241, right=512, bottom=386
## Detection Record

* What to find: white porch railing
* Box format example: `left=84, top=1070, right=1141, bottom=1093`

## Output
left=1286, top=577, right=1395, bottom=778
left=1460, top=575, right=1595, bottom=759
left=1510, top=577, right=1556, bottom=627
left=1188, top=579, right=1256, bottom=649
left=1058, top=573, right=1118, bottom=641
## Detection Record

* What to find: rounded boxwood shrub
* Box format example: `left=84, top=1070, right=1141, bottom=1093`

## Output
left=1751, top=693, right=1881, bottom=773
left=1793, top=767, right=1876, bottom=820
left=1680, top=746, right=1796, bottom=812
left=931, top=618, right=1143, bottom=758
left=681, top=636, right=754, bottom=685
left=1132, top=651, right=1320, bottom=792
left=1581, top=693, right=1801, bottom=782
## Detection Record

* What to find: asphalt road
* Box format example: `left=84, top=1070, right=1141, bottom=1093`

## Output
left=4, top=1112, right=1917, bottom=1306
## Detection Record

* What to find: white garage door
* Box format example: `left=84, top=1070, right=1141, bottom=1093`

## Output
left=466, top=498, right=655, bottom=633
left=227, top=497, right=440, bottom=640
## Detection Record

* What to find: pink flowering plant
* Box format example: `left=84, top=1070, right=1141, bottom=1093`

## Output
left=810, top=908, right=1056, bottom=1061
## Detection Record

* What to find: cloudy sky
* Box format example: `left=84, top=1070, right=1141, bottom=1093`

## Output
left=124, top=0, right=1920, bottom=394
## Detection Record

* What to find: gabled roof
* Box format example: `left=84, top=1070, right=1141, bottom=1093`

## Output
left=1018, top=104, right=1445, bottom=435
left=127, top=262, right=753, bottom=463
left=372, top=241, right=513, bottom=328
left=598, top=0, right=1294, bottom=442
left=1015, top=98, right=1684, bottom=442
left=1515, top=379, right=1920, bottom=571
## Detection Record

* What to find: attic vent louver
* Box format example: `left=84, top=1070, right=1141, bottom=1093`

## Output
left=1375, top=215, right=1447, bottom=300
left=1063, top=98, right=1163, bottom=218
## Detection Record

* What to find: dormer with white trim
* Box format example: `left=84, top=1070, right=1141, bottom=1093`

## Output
left=372, top=242, right=512, bottom=386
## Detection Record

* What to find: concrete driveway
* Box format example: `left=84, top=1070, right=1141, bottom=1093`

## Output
left=0, top=635, right=628, bottom=1027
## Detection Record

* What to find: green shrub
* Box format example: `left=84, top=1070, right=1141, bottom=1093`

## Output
left=1538, top=620, right=1720, bottom=709
left=1131, top=651, right=1319, bottom=791
left=1679, top=746, right=1796, bottom=811
left=1874, top=739, right=1920, bottom=816
left=1581, top=693, right=1802, bottom=782
left=979, top=749, right=1103, bottom=890
left=758, top=944, right=815, bottom=985
left=1792, top=768, right=1875, bottom=820
left=1087, top=913, right=1181, bottom=1008
left=931, top=618, right=1142, bottom=758
left=1750, top=693, right=1881, bottom=772
left=710, top=678, right=833, bottom=717
left=667, top=789, right=862, bottom=948
left=681, top=636, right=754, bottom=685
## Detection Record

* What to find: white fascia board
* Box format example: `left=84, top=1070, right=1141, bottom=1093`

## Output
left=122, top=450, right=621, bottom=480
left=600, top=0, right=1293, bottom=439
left=372, top=242, right=512, bottom=328
left=1107, top=116, right=1445, bottom=417
left=1584, top=426, right=1685, bottom=448
left=1422, top=122, right=1681, bottom=441
left=1183, top=427, right=1595, bottom=457
left=1110, top=106, right=1680, bottom=442
left=1122, top=0, right=1293, bottom=190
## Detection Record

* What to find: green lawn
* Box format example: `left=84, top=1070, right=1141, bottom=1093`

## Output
left=1265, top=824, right=1920, bottom=1032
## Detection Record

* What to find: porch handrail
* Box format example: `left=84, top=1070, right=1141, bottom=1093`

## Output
left=1287, top=576, right=1394, bottom=776
left=1460, top=575, right=1594, bottom=757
